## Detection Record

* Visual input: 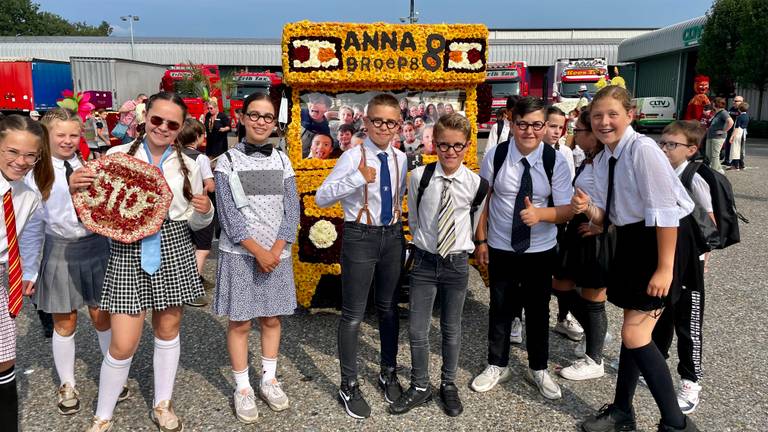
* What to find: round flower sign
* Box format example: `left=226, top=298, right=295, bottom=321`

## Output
left=73, top=152, right=173, bottom=243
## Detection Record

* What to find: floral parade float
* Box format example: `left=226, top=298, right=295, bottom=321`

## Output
left=282, top=21, right=489, bottom=307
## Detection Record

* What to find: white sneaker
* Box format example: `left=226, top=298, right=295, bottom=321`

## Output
left=554, top=313, right=584, bottom=341
left=677, top=379, right=702, bottom=414
left=260, top=378, right=290, bottom=411
left=233, top=387, right=259, bottom=424
left=470, top=365, right=512, bottom=393
left=525, top=369, right=562, bottom=400
left=559, top=355, right=605, bottom=381
left=509, top=318, right=523, bottom=344
left=574, top=339, right=586, bottom=358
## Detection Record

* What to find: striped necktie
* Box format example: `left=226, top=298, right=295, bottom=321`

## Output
left=3, top=190, right=22, bottom=318
left=436, top=178, right=456, bottom=258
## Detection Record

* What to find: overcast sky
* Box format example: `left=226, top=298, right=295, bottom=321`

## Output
left=35, top=0, right=712, bottom=38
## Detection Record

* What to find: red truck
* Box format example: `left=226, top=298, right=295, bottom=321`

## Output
left=0, top=58, right=72, bottom=114
left=547, top=57, right=609, bottom=105
left=478, top=62, right=529, bottom=133
left=228, top=71, right=282, bottom=129
left=159, top=64, right=224, bottom=122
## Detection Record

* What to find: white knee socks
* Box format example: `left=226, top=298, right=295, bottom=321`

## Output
left=52, top=330, right=76, bottom=387
left=261, top=356, right=277, bottom=385
left=96, top=329, right=112, bottom=357
left=95, top=352, right=132, bottom=420
left=153, top=335, right=180, bottom=407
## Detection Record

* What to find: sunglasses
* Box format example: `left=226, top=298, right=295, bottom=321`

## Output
left=149, top=115, right=181, bottom=131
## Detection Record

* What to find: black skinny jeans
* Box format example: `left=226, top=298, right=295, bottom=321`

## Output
left=338, top=222, right=404, bottom=384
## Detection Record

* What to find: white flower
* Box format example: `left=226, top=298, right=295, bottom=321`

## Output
left=308, top=220, right=338, bottom=249
left=292, top=39, right=339, bottom=69
left=447, top=42, right=484, bottom=70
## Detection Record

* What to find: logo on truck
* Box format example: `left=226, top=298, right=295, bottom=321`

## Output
left=649, top=99, right=671, bottom=108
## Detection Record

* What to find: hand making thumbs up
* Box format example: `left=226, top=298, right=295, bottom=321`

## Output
left=520, top=196, right=540, bottom=227
left=571, top=188, right=591, bottom=214
left=358, top=152, right=376, bottom=184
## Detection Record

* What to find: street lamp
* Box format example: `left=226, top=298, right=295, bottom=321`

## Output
left=400, top=0, right=419, bottom=23
left=120, top=15, right=140, bottom=59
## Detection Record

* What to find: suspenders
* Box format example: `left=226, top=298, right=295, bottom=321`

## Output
left=354, top=144, right=401, bottom=225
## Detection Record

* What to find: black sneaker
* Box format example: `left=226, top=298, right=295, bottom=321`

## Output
left=338, top=381, right=371, bottom=419
left=657, top=416, right=699, bottom=432
left=581, top=404, right=637, bottom=432
left=378, top=367, right=403, bottom=404
left=117, top=385, right=131, bottom=403
left=389, top=384, right=432, bottom=415
left=439, top=382, right=463, bottom=417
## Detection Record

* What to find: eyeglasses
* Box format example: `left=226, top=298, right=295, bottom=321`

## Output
left=149, top=115, right=181, bottom=131
left=0, top=148, right=40, bottom=165
left=368, top=118, right=401, bottom=130
left=658, top=140, right=694, bottom=151
left=244, top=111, right=276, bottom=124
left=515, top=121, right=546, bottom=131
left=436, top=142, right=468, bottom=153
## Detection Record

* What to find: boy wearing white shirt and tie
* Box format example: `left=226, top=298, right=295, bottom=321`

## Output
left=389, top=114, right=488, bottom=417
left=316, top=94, right=408, bottom=420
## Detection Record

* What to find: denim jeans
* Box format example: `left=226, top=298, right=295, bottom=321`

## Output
left=408, top=248, right=470, bottom=387
left=338, top=222, right=404, bottom=383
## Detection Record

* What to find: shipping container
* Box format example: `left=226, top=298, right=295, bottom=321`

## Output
left=0, top=58, right=72, bottom=112
left=70, top=57, right=167, bottom=110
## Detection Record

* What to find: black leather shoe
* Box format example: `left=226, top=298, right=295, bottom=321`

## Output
left=378, top=367, right=403, bottom=404
left=389, top=384, right=432, bottom=415
left=439, top=382, right=463, bottom=417
left=581, top=404, right=637, bottom=432
left=657, top=416, right=699, bottom=432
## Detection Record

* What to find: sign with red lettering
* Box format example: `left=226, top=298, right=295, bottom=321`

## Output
left=73, top=152, right=173, bottom=243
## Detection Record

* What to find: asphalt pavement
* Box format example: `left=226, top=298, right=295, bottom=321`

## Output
left=14, top=138, right=768, bottom=431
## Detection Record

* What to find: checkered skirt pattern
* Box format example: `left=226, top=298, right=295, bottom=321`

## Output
left=0, top=266, right=16, bottom=362
left=100, top=220, right=204, bottom=314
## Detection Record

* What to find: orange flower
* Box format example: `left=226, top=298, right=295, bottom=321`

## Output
left=449, top=51, right=464, bottom=63
left=317, top=47, right=336, bottom=63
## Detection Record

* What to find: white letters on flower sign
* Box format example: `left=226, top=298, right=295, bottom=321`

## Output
left=82, top=172, right=159, bottom=220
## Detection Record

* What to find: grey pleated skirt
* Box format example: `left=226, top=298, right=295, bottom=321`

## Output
left=34, top=234, right=109, bottom=314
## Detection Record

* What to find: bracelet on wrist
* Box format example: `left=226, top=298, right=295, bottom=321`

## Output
left=473, top=239, right=487, bottom=246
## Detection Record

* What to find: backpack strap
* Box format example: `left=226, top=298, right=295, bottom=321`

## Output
left=496, top=119, right=505, bottom=143
left=542, top=143, right=556, bottom=207
left=415, top=162, right=438, bottom=227
left=491, top=140, right=511, bottom=188
left=680, top=161, right=700, bottom=190
left=470, top=177, right=490, bottom=234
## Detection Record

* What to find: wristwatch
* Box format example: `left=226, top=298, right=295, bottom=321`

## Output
left=473, top=239, right=487, bottom=246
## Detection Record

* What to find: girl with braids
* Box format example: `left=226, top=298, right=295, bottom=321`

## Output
left=0, top=115, right=54, bottom=432
left=22, top=108, right=127, bottom=419
left=70, top=92, right=214, bottom=432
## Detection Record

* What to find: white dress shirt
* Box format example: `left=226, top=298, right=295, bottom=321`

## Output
left=107, top=143, right=214, bottom=230
left=592, top=126, right=694, bottom=227
left=552, top=143, right=576, bottom=180
left=409, top=163, right=485, bottom=255
left=574, top=151, right=602, bottom=198
left=675, top=161, right=713, bottom=213
left=480, top=141, right=573, bottom=253
left=1, top=176, right=41, bottom=281
left=316, top=139, right=407, bottom=226
left=196, top=153, right=214, bottom=180
left=486, top=119, right=511, bottom=151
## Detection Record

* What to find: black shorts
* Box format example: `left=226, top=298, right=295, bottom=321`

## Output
left=190, top=221, right=215, bottom=251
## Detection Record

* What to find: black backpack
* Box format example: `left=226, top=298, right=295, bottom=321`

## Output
left=681, top=161, right=748, bottom=250
left=415, top=162, right=489, bottom=229
left=491, top=140, right=556, bottom=207
left=495, top=118, right=505, bottom=143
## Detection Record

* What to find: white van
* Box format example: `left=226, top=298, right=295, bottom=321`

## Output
left=631, top=97, right=677, bottom=131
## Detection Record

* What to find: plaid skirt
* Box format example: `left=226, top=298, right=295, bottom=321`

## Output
left=100, top=220, right=204, bottom=314
left=0, top=266, right=16, bottom=362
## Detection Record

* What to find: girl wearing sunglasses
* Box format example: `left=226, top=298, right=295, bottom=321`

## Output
left=71, top=92, right=214, bottom=432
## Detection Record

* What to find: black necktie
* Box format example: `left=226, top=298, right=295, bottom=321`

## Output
left=64, top=160, right=74, bottom=185
left=243, top=143, right=273, bottom=157
left=511, top=158, right=532, bottom=253
left=604, top=156, right=617, bottom=231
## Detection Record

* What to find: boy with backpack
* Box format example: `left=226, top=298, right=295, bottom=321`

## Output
left=653, top=120, right=719, bottom=414
left=389, top=113, right=488, bottom=417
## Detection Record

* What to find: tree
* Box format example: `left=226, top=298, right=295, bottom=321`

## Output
left=697, top=0, right=744, bottom=95
left=0, top=0, right=111, bottom=36
left=732, top=0, right=768, bottom=118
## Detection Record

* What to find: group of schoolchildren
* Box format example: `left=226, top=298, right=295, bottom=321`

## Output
left=0, top=84, right=718, bottom=432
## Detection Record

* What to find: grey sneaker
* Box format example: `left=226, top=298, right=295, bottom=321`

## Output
left=509, top=318, right=523, bottom=344
left=260, top=378, right=289, bottom=411
left=470, top=365, right=512, bottom=393
left=526, top=369, right=562, bottom=400
left=559, top=355, right=605, bottom=381
left=233, top=387, right=259, bottom=424
left=57, top=383, right=81, bottom=415
left=677, top=379, right=701, bottom=414
left=554, top=313, right=584, bottom=341
left=151, top=400, right=183, bottom=432
left=85, top=416, right=114, bottom=432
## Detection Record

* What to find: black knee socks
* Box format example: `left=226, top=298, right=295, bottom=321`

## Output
left=0, top=366, right=18, bottom=432
left=613, top=342, right=686, bottom=428
left=553, top=289, right=580, bottom=322
left=584, top=299, right=607, bottom=362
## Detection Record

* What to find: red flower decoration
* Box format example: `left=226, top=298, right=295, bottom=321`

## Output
left=467, top=48, right=482, bottom=64
left=295, top=46, right=310, bottom=62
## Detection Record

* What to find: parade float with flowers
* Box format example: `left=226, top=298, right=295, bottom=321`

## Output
left=282, top=21, right=489, bottom=307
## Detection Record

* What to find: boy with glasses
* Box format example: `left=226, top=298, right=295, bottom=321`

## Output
left=389, top=113, right=488, bottom=417
left=316, top=94, right=408, bottom=419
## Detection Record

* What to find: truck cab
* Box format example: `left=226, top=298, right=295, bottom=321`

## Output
left=478, top=62, right=529, bottom=133
left=548, top=58, right=609, bottom=106
left=160, top=64, right=223, bottom=122
left=228, top=72, right=283, bottom=129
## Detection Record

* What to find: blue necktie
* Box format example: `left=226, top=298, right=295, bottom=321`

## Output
left=511, top=158, right=532, bottom=253
left=377, top=152, right=392, bottom=225
left=141, top=141, right=173, bottom=275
